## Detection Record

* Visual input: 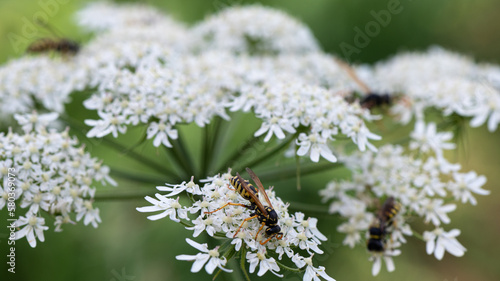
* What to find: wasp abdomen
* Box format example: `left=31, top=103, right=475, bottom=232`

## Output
left=230, top=176, right=258, bottom=201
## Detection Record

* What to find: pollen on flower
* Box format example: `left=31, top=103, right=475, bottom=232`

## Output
left=208, top=248, right=220, bottom=258
left=28, top=216, right=39, bottom=226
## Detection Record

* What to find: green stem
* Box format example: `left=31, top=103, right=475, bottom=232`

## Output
left=267, top=254, right=304, bottom=273
left=412, top=230, right=424, bottom=241
left=201, top=124, right=210, bottom=179
left=163, top=144, right=190, bottom=180
left=255, top=162, right=343, bottom=183
left=94, top=190, right=156, bottom=201
left=234, top=133, right=299, bottom=172
left=296, top=154, right=301, bottom=191
left=109, top=169, right=169, bottom=184
left=215, top=133, right=264, bottom=174
left=172, top=130, right=197, bottom=177
left=240, top=247, right=251, bottom=281
left=61, top=114, right=178, bottom=178
left=179, top=219, right=195, bottom=228
left=207, top=117, right=224, bottom=174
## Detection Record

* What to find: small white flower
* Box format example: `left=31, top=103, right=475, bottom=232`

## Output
left=410, top=121, right=455, bottom=156
left=136, top=194, right=187, bottom=222
left=292, top=254, right=335, bottom=281
left=420, top=198, right=456, bottom=226
left=448, top=171, right=489, bottom=205
left=369, top=248, right=401, bottom=276
left=85, top=111, right=127, bottom=138
left=76, top=200, right=102, bottom=228
left=176, top=238, right=233, bottom=274
left=14, top=112, right=59, bottom=133
left=254, top=115, right=296, bottom=142
left=424, top=228, right=466, bottom=260
left=296, top=133, right=337, bottom=162
left=157, top=179, right=202, bottom=197
left=246, top=248, right=283, bottom=277
left=146, top=121, right=178, bottom=147
left=15, top=213, right=49, bottom=248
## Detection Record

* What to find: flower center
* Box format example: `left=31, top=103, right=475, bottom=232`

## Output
left=28, top=216, right=38, bottom=226
left=208, top=249, right=219, bottom=258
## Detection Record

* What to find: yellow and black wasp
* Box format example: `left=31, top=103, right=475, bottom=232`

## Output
left=26, top=38, right=80, bottom=55
left=205, top=167, right=283, bottom=245
left=367, top=196, right=401, bottom=252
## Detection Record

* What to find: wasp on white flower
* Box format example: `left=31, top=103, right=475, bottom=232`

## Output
left=137, top=171, right=333, bottom=280
left=320, top=137, right=487, bottom=275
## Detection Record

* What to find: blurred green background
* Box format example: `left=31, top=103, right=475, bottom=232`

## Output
left=1, top=0, right=500, bottom=281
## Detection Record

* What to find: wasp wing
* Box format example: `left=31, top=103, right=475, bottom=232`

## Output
left=246, top=167, right=274, bottom=210
left=236, top=172, right=268, bottom=216
left=335, top=58, right=371, bottom=94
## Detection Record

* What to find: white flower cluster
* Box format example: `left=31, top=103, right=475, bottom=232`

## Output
left=362, top=47, right=500, bottom=130
left=0, top=56, right=86, bottom=121
left=319, top=121, right=488, bottom=275
left=75, top=4, right=378, bottom=162
left=190, top=5, right=320, bottom=55
left=76, top=2, right=172, bottom=32
left=0, top=3, right=379, bottom=163
left=231, top=79, right=381, bottom=162
left=137, top=171, right=334, bottom=281
left=83, top=51, right=380, bottom=161
left=0, top=112, right=115, bottom=247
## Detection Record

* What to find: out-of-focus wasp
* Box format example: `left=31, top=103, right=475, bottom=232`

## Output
left=25, top=20, right=80, bottom=56
left=367, top=196, right=401, bottom=252
left=205, top=167, right=283, bottom=245
left=27, top=38, right=80, bottom=55
left=335, top=58, right=392, bottom=110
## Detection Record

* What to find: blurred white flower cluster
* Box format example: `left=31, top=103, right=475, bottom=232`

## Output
left=73, top=4, right=380, bottom=163
left=361, top=47, right=500, bottom=129
left=189, top=5, right=320, bottom=55
left=0, top=56, right=86, bottom=122
left=320, top=120, right=488, bottom=275
left=0, top=112, right=115, bottom=247
left=137, top=172, right=334, bottom=281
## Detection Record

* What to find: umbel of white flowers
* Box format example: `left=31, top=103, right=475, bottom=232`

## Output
left=137, top=171, right=335, bottom=281
left=0, top=112, right=115, bottom=247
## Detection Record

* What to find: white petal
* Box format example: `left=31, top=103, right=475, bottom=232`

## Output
left=205, top=258, right=218, bottom=274
left=371, top=257, right=382, bottom=276
left=186, top=238, right=209, bottom=252
left=434, top=241, right=445, bottom=260
left=191, top=255, right=210, bottom=273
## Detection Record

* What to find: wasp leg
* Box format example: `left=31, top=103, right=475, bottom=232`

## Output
left=226, top=183, right=235, bottom=191
left=260, top=234, right=276, bottom=245
left=233, top=214, right=259, bottom=238
left=255, top=222, right=265, bottom=240
left=259, top=232, right=283, bottom=245
left=204, top=202, right=248, bottom=214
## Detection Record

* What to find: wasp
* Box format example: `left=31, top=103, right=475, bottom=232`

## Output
left=26, top=38, right=80, bottom=55
left=367, top=196, right=401, bottom=252
left=205, top=167, right=283, bottom=245
left=367, top=221, right=385, bottom=252
left=335, top=58, right=392, bottom=110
